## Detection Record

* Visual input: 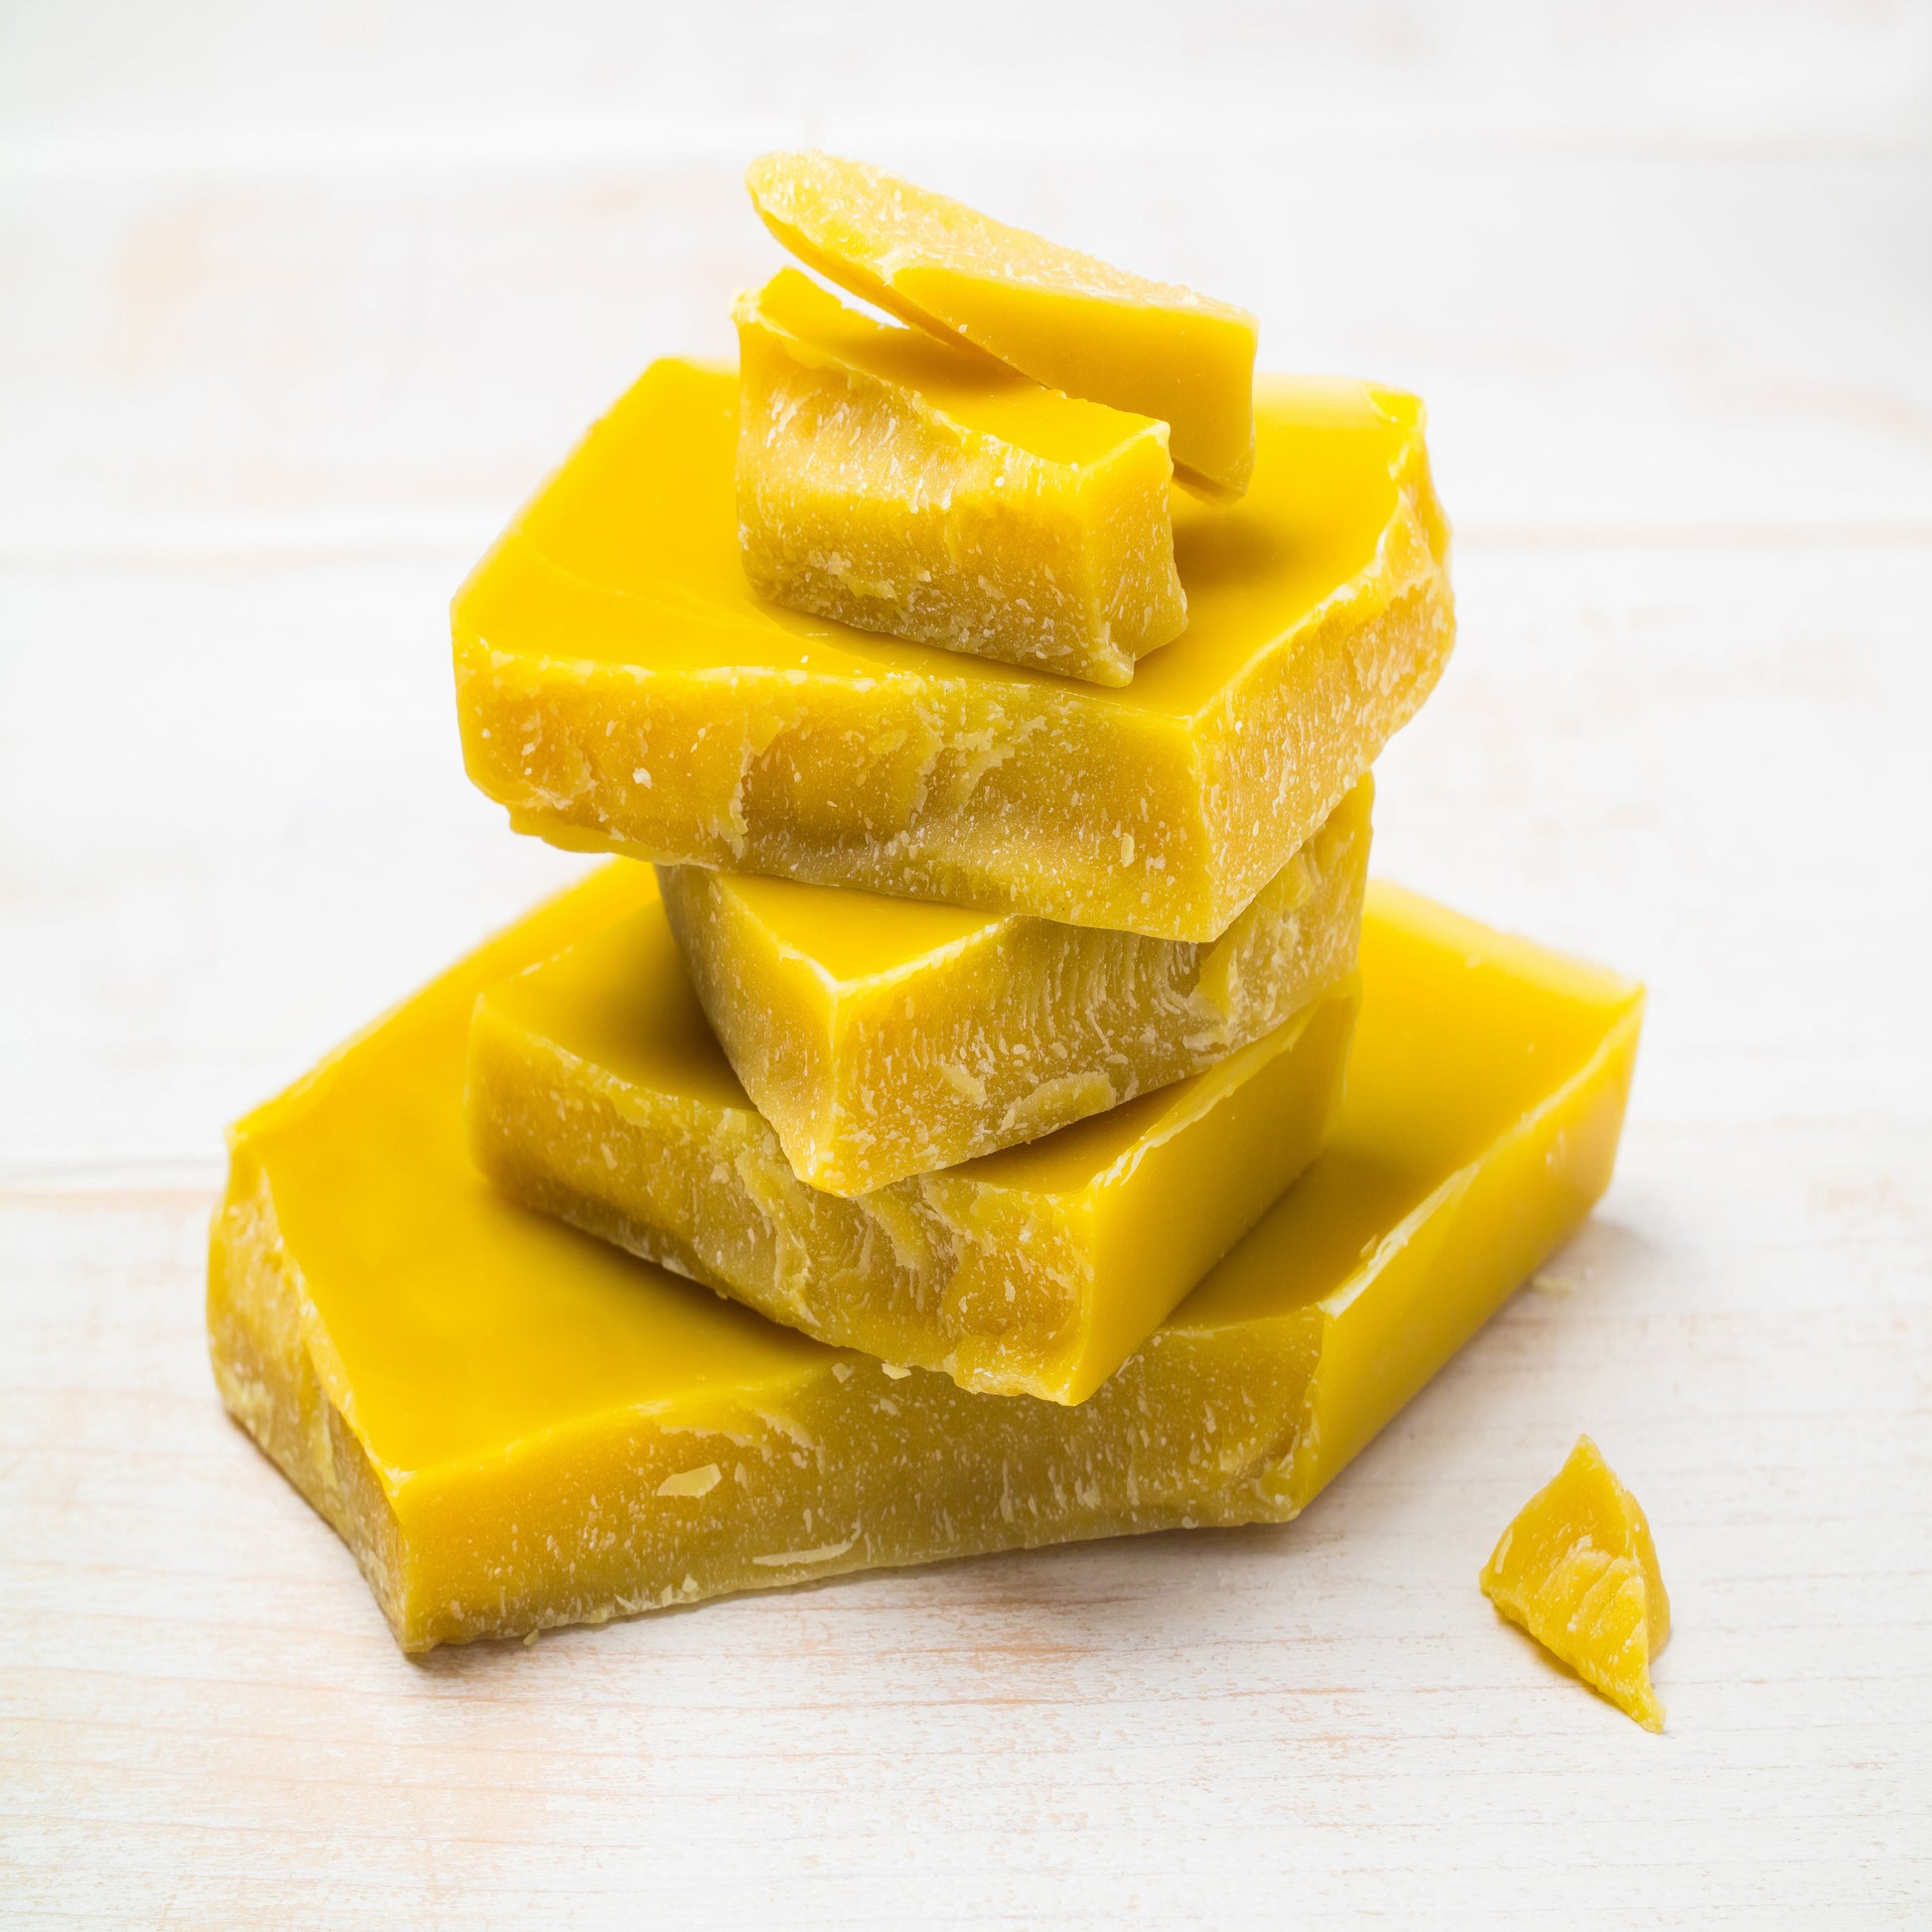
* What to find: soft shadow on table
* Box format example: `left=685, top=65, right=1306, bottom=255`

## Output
left=1530, top=1213, right=1668, bottom=1294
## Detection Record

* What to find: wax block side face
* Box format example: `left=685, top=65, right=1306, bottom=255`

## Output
left=1290, top=899, right=1645, bottom=1505
left=207, top=1157, right=413, bottom=1630
left=916, top=988, right=1356, bottom=1401
left=746, top=151, right=1259, bottom=496
left=216, top=1129, right=1321, bottom=1646
left=659, top=775, right=1371, bottom=1197
left=1481, top=1435, right=1671, bottom=1730
left=452, top=361, right=1452, bottom=940
left=209, top=867, right=1640, bottom=1651
left=467, top=894, right=1358, bottom=1405
left=734, top=270, right=1185, bottom=686
left=1178, top=880, right=1648, bottom=1497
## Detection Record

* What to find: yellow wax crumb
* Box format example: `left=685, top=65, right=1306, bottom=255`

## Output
left=1480, top=1435, right=1671, bottom=1731
left=751, top=1538, right=857, bottom=1569
left=655, top=1463, right=723, bottom=1498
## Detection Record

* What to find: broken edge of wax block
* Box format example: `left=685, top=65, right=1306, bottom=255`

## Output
left=452, top=360, right=1451, bottom=942
left=208, top=867, right=1641, bottom=1651
left=657, top=775, right=1371, bottom=1198
left=746, top=150, right=1259, bottom=497
left=1482, top=1434, right=1672, bottom=1730
left=735, top=268, right=1186, bottom=686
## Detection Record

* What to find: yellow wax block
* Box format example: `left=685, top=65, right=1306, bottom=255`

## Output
left=746, top=151, right=1259, bottom=498
left=208, top=874, right=1640, bottom=1652
left=1481, top=1435, right=1672, bottom=1731
left=659, top=776, right=1372, bottom=1198
left=468, top=876, right=1357, bottom=1406
left=453, top=360, right=1450, bottom=942
left=735, top=269, right=1186, bottom=687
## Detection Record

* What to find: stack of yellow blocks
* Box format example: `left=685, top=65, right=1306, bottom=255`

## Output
left=208, top=154, right=1644, bottom=1651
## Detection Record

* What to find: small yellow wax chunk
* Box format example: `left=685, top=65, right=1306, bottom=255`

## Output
left=467, top=875, right=1357, bottom=1406
left=208, top=872, right=1642, bottom=1651
left=453, top=360, right=1451, bottom=941
left=660, top=776, right=1371, bottom=1197
left=746, top=151, right=1260, bottom=498
left=1481, top=1436, right=1672, bottom=1730
left=735, top=269, right=1186, bottom=687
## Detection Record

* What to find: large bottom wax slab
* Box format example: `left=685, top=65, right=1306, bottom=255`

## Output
left=453, top=358, right=1451, bottom=942
left=660, top=777, right=1371, bottom=1199
left=469, top=885, right=1358, bottom=1407
left=208, top=871, right=1642, bottom=1654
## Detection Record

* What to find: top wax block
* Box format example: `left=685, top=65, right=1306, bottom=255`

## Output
left=746, top=151, right=1259, bottom=498
left=453, top=361, right=1451, bottom=943
left=735, top=268, right=1187, bottom=687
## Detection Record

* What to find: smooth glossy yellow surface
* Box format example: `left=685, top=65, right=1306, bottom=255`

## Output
left=735, top=269, right=1184, bottom=686
left=746, top=151, right=1259, bottom=497
left=469, top=876, right=1356, bottom=1405
left=208, top=873, right=1640, bottom=1652
left=453, top=360, right=1451, bottom=941
left=1481, top=1435, right=1672, bottom=1730
left=660, top=776, right=1370, bottom=1196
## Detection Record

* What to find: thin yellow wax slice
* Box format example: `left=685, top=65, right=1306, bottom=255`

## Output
left=659, top=776, right=1370, bottom=1197
left=208, top=872, right=1641, bottom=1652
left=1481, top=1435, right=1672, bottom=1730
left=468, top=874, right=1356, bottom=1406
left=735, top=269, right=1185, bottom=686
left=452, top=360, right=1451, bottom=942
left=746, top=151, right=1259, bottom=497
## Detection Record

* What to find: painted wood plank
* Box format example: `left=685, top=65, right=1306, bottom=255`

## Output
left=1, top=1115, right=1925, bottom=1924
left=4, top=155, right=1929, bottom=552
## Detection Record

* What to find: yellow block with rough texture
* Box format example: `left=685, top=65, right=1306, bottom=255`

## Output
left=453, top=359, right=1450, bottom=942
left=469, top=881, right=1355, bottom=1407
left=1481, top=1435, right=1672, bottom=1730
left=207, top=873, right=1641, bottom=1653
left=462, top=885, right=1352, bottom=1406
left=735, top=269, right=1185, bottom=687
left=747, top=151, right=1259, bottom=498
left=659, top=776, right=1370, bottom=1198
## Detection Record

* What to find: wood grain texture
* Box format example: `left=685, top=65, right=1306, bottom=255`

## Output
left=2, top=3, right=1929, bottom=1922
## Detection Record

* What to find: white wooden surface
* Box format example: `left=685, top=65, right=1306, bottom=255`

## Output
left=3, top=4, right=1930, bottom=1923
